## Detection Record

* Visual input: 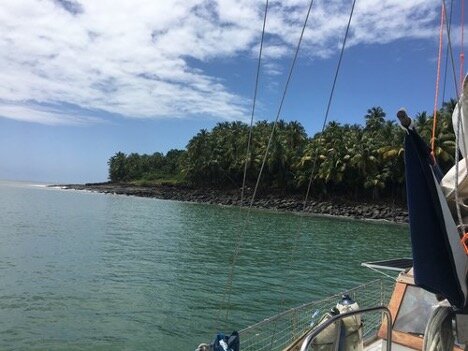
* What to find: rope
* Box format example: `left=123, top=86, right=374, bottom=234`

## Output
left=217, top=0, right=269, bottom=325
left=240, top=0, right=269, bottom=208
left=266, top=1, right=358, bottom=349
left=363, top=265, right=398, bottom=282
left=431, top=3, right=445, bottom=159
left=219, top=0, right=316, bottom=324
left=460, top=0, right=465, bottom=91
left=303, top=0, right=357, bottom=209
left=441, top=0, right=465, bottom=234
left=249, top=0, right=315, bottom=211
left=422, top=303, right=454, bottom=351
left=441, top=0, right=454, bottom=103
left=454, top=101, right=465, bottom=234
left=442, top=0, right=460, bottom=98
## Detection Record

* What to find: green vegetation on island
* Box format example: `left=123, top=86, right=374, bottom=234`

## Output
left=107, top=102, right=458, bottom=201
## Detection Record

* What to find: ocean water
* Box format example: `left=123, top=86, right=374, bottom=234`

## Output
left=0, top=180, right=411, bottom=350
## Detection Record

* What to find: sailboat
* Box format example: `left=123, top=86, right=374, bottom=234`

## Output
left=196, top=1, right=467, bottom=350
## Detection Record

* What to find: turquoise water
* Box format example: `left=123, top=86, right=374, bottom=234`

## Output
left=0, top=181, right=411, bottom=350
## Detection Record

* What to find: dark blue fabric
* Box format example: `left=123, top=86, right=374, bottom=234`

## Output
left=212, top=331, right=239, bottom=351
left=404, top=129, right=464, bottom=308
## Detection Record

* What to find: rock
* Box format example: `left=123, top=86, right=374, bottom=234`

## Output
left=57, top=182, right=409, bottom=224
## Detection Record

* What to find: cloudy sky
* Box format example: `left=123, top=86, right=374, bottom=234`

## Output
left=0, top=0, right=466, bottom=183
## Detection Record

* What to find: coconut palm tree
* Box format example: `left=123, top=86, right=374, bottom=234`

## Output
left=364, top=106, right=386, bottom=133
left=184, top=129, right=214, bottom=184
left=108, top=152, right=127, bottom=182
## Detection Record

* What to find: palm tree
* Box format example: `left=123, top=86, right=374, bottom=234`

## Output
left=364, top=107, right=386, bottom=133
left=108, top=152, right=127, bottom=182
left=378, top=122, right=406, bottom=193
left=164, top=149, right=185, bottom=175
left=441, top=98, right=458, bottom=116
left=184, top=129, right=214, bottom=184
left=414, top=111, right=432, bottom=141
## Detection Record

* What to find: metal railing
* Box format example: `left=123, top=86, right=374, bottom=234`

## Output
left=238, top=279, right=394, bottom=351
left=299, top=305, right=392, bottom=351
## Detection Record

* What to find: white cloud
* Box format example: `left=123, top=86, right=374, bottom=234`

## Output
left=0, top=102, right=103, bottom=125
left=0, top=0, right=445, bottom=125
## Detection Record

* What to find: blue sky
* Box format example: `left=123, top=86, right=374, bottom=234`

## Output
left=0, top=0, right=466, bottom=183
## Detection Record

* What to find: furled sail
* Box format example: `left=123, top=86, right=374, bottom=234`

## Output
left=440, top=75, right=468, bottom=220
left=403, top=90, right=468, bottom=309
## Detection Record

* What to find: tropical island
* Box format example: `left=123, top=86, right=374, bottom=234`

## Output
left=63, top=102, right=458, bottom=223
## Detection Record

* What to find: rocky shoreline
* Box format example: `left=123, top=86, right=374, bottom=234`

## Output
left=55, top=182, right=409, bottom=223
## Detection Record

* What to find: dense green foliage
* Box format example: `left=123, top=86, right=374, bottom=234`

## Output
left=108, top=102, right=458, bottom=200
left=108, top=149, right=186, bottom=183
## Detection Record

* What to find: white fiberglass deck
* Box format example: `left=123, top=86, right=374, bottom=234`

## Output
left=365, top=339, right=417, bottom=351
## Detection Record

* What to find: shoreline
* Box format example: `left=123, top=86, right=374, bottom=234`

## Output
left=54, top=182, right=409, bottom=224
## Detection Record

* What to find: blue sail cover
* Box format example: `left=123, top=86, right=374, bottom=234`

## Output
left=405, top=129, right=467, bottom=309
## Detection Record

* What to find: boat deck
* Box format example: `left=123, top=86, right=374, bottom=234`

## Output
left=365, top=339, right=417, bottom=351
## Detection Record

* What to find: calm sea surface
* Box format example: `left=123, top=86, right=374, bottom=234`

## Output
left=0, top=180, right=411, bottom=350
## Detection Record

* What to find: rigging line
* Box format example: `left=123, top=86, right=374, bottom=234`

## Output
left=442, top=0, right=460, bottom=98
left=461, top=0, right=465, bottom=90
left=240, top=0, right=269, bottom=208
left=455, top=102, right=465, bottom=234
left=441, top=0, right=454, bottom=103
left=303, top=0, right=357, bottom=209
left=267, top=1, right=358, bottom=350
left=249, top=0, right=315, bottom=211
left=442, top=51, right=450, bottom=104
left=220, top=0, right=316, bottom=323
left=441, top=0, right=465, bottom=234
left=364, top=265, right=397, bottom=282
left=431, top=2, right=445, bottom=158
left=216, top=0, right=269, bottom=326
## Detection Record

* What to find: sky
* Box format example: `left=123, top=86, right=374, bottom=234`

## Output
left=0, top=0, right=466, bottom=183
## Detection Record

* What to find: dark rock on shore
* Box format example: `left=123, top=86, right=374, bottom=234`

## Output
left=54, top=182, right=408, bottom=223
